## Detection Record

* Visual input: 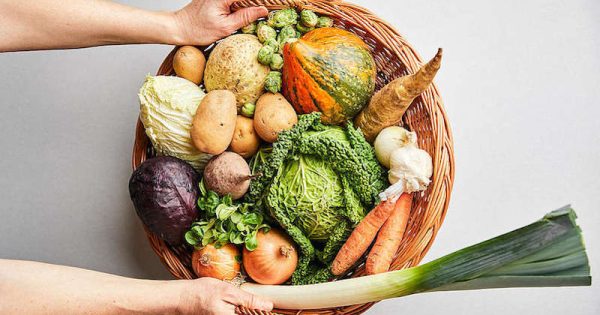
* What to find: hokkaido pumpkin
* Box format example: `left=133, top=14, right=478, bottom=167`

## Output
left=282, top=28, right=376, bottom=125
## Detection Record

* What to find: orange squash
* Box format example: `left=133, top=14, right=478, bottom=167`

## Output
left=282, top=28, right=376, bottom=125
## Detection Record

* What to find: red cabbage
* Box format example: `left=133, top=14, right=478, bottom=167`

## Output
left=129, top=156, right=199, bottom=245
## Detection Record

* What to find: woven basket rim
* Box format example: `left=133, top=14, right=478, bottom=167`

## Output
left=131, top=1, right=454, bottom=314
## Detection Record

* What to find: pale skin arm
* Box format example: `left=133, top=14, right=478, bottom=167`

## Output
left=0, top=0, right=268, bottom=52
left=0, top=259, right=273, bottom=315
left=0, top=1, right=272, bottom=314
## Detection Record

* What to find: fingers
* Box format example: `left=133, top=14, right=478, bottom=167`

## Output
left=223, top=285, right=274, bottom=311
left=227, top=6, right=269, bottom=30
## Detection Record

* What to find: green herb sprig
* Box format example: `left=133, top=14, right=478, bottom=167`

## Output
left=185, top=179, right=269, bottom=251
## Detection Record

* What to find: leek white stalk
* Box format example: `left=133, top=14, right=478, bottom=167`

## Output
left=241, top=206, right=591, bottom=310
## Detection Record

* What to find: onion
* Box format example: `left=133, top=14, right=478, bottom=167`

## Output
left=373, top=126, right=417, bottom=168
left=243, top=228, right=298, bottom=285
left=192, top=243, right=241, bottom=280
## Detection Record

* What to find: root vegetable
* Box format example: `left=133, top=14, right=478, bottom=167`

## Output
left=173, top=46, right=206, bottom=85
left=243, top=229, right=298, bottom=285
left=331, top=200, right=396, bottom=276
left=365, top=193, right=412, bottom=275
left=230, top=116, right=260, bottom=159
left=191, top=90, right=237, bottom=155
left=203, top=152, right=254, bottom=200
left=192, top=243, right=241, bottom=280
left=355, top=49, right=443, bottom=142
left=203, top=34, right=270, bottom=108
left=253, top=93, right=297, bottom=143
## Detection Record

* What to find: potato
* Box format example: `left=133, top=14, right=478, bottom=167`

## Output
left=203, top=34, right=270, bottom=109
left=230, top=116, right=260, bottom=158
left=203, top=152, right=252, bottom=200
left=173, top=46, right=206, bottom=85
left=254, top=93, right=298, bottom=143
left=191, top=90, right=237, bottom=154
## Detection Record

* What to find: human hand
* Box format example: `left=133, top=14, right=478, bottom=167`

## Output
left=172, top=0, right=268, bottom=46
left=175, top=277, right=273, bottom=315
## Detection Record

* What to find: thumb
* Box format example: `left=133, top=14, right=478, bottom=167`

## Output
left=228, top=6, right=268, bottom=30
left=227, top=287, right=273, bottom=311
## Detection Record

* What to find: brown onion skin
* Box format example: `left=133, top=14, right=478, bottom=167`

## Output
left=192, top=243, right=241, bottom=281
left=243, top=228, right=298, bottom=285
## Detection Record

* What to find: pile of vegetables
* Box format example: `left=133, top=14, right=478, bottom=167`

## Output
left=241, top=8, right=334, bottom=95
left=129, top=6, right=591, bottom=310
left=243, top=206, right=591, bottom=309
left=247, top=112, right=386, bottom=284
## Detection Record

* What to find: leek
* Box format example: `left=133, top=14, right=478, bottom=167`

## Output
left=241, top=206, right=591, bottom=309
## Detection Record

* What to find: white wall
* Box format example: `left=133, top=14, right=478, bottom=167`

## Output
left=0, top=1, right=598, bottom=314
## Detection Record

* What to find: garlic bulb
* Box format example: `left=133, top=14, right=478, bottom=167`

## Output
left=380, top=145, right=433, bottom=200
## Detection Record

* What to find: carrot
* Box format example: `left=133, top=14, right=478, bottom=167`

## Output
left=331, top=200, right=396, bottom=276
left=354, top=48, right=442, bottom=143
left=365, top=193, right=413, bottom=275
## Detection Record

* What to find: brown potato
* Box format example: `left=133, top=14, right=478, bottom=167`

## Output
left=230, top=116, right=260, bottom=158
left=254, top=93, right=298, bottom=143
left=191, top=90, right=237, bottom=154
left=173, top=46, right=206, bottom=85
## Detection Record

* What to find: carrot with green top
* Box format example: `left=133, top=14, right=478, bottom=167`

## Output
left=366, top=193, right=412, bottom=275
left=331, top=200, right=396, bottom=276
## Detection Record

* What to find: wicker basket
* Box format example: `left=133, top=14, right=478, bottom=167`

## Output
left=131, top=0, right=454, bottom=314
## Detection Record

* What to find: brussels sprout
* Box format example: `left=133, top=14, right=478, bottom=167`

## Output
left=270, top=8, right=298, bottom=28
left=263, top=38, right=280, bottom=51
left=296, top=23, right=314, bottom=34
left=270, top=53, right=284, bottom=71
left=278, top=25, right=298, bottom=42
left=316, top=16, right=334, bottom=28
left=266, top=11, right=277, bottom=27
left=241, top=103, right=256, bottom=118
left=278, top=38, right=297, bottom=54
left=300, top=10, right=318, bottom=28
left=277, top=25, right=299, bottom=53
left=264, top=71, right=282, bottom=93
left=257, top=24, right=277, bottom=43
left=257, top=45, right=275, bottom=65
left=241, top=22, right=257, bottom=34
left=296, top=30, right=301, bottom=38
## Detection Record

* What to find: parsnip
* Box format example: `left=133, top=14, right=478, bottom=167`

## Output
left=354, top=48, right=443, bottom=142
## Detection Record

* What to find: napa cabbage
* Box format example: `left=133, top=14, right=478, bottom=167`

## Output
left=138, top=75, right=210, bottom=171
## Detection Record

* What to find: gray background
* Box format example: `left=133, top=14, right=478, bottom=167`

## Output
left=1, top=0, right=599, bottom=314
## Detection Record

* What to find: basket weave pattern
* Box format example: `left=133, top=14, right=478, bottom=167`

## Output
left=131, top=1, right=454, bottom=314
